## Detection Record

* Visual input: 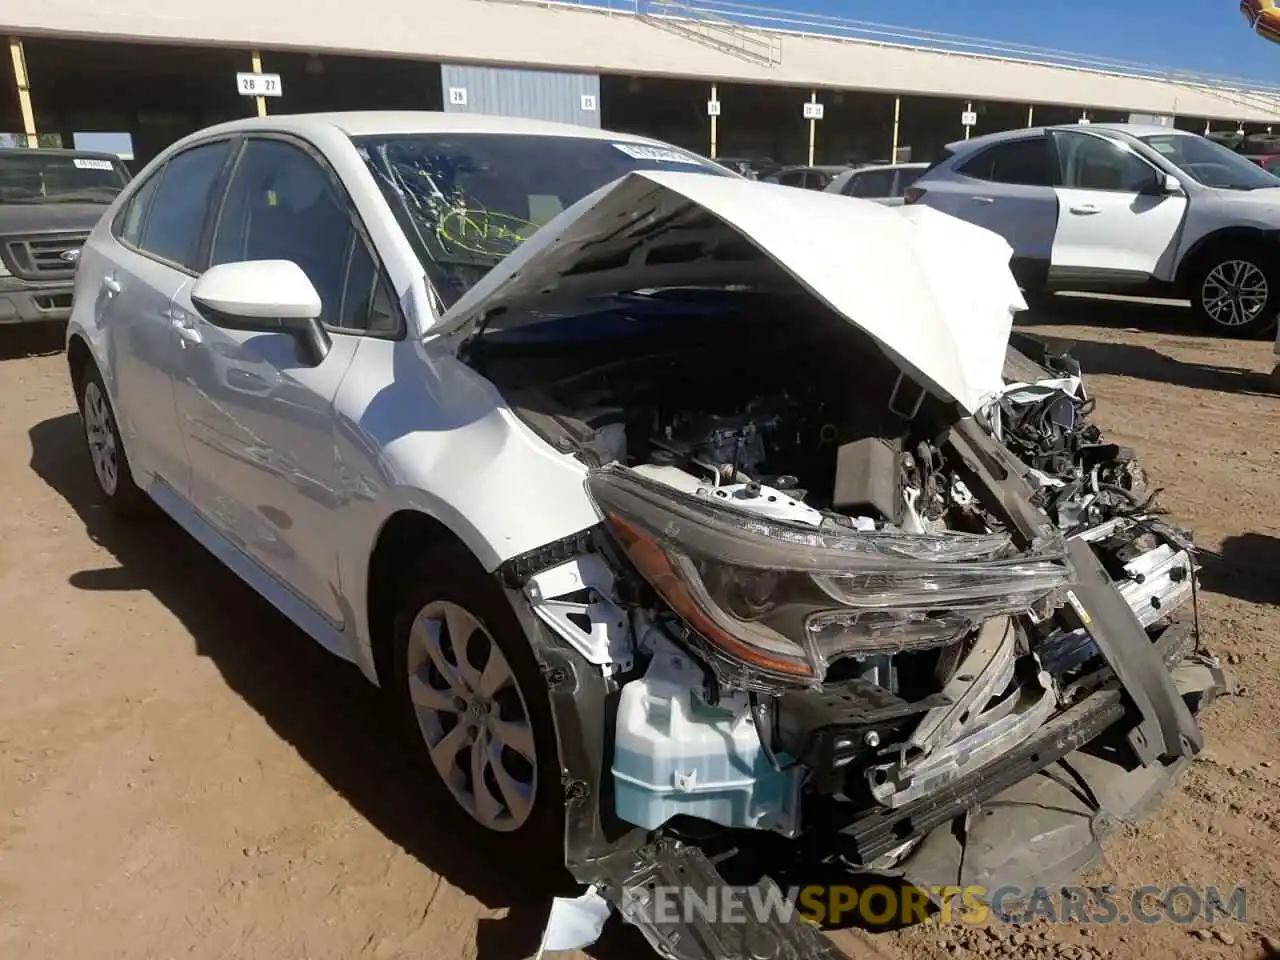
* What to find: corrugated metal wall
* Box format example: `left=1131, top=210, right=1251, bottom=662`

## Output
left=440, top=64, right=601, bottom=126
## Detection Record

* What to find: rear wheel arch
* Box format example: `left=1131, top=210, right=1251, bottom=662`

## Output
left=66, top=333, right=95, bottom=408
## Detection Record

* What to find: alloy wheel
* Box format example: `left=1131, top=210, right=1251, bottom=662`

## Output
left=82, top=380, right=119, bottom=496
left=1201, top=259, right=1269, bottom=328
left=406, top=600, right=538, bottom=832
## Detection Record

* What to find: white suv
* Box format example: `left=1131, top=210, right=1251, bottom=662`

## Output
left=910, top=123, right=1280, bottom=335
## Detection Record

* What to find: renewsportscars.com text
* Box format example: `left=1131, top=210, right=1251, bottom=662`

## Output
left=621, top=884, right=1248, bottom=927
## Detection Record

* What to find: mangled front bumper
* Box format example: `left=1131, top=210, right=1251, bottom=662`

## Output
left=509, top=540, right=1225, bottom=960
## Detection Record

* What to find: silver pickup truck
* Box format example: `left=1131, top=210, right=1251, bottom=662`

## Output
left=0, top=147, right=130, bottom=326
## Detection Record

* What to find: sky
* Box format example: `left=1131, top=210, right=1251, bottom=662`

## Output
left=715, top=0, right=1280, bottom=85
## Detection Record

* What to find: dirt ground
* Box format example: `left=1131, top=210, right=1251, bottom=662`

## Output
left=1, top=296, right=1278, bottom=960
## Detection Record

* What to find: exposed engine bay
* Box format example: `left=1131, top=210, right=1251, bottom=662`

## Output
left=994, top=332, right=1154, bottom=533
left=475, top=294, right=1221, bottom=960
left=484, top=299, right=1001, bottom=539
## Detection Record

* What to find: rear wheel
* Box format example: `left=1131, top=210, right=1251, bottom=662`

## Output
left=77, top=362, right=150, bottom=518
left=1189, top=246, right=1279, bottom=337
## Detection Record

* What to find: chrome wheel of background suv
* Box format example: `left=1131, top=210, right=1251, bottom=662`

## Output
left=1202, top=259, right=1269, bottom=327
left=1191, top=247, right=1279, bottom=337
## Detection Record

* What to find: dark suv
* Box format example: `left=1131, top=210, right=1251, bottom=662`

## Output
left=0, top=148, right=131, bottom=326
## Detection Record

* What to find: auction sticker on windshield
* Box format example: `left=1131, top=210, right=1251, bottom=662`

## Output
left=611, top=143, right=704, bottom=164
left=72, top=158, right=116, bottom=170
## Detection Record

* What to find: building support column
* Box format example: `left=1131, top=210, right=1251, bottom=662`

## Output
left=964, top=101, right=973, bottom=140
left=8, top=38, right=37, bottom=148
left=891, top=96, right=901, bottom=161
left=1027, top=103, right=1035, bottom=128
left=251, top=50, right=267, bottom=117
left=807, top=89, right=817, bottom=166
left=709, top=82, right=717, bottom=159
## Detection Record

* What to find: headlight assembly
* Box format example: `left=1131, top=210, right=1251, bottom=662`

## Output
left=586, top=465, right=1070, bottom=690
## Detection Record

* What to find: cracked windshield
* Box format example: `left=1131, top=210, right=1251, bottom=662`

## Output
left=355, top=133, right=728, bottom=308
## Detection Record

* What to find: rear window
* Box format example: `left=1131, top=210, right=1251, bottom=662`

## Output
left=896, top=167, right=925, bottom=193
left=958, top=137, right=1054, bottom=186
left=848, top=169, right=897, bottom=198
left=0, top=152, right=130, bottom=204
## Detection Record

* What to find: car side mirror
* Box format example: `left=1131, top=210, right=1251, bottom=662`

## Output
left=1155, top=172, right=1184, bottom=196
left=190, top=260, right=331, bottom=366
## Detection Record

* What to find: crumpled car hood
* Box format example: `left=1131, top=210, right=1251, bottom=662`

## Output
left=432, top=170, right=1026, bottom=415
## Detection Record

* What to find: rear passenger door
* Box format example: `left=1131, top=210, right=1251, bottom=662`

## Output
left=920, top=135, right=1059, bottom=267
left=99, top=138, right=234, bottom=493
left=171, top=135, right=402, bottom=628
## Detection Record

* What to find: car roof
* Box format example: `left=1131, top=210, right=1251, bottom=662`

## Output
left=943, top=122, right=1192, bottom=154
left=188, top=110, right=669, bottom=144
left=776, top=164, right=850, bottom=173
left=850, top=161, right=929, bottom=172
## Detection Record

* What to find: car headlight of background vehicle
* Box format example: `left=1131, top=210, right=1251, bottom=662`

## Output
left=586, top=465, right=1070, bottom=689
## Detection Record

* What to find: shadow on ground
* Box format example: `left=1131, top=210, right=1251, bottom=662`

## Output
left=1199, top=533, right=1280, bottom=607
left=1016, top=294, right=1199, bottom=335
left=0, top=323, right=66, bottom=362
left=1012, top=297, right=1278, bottom=395
left=26, top=411, right=642, bottom=960
left=1037, top=337, right=1276, bottom=395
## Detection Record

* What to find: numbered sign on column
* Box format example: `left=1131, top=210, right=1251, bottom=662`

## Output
left=961, top=109, right=977, bottom=127
left=236, top=72, right=283, bottom=97
left=707, top=100, right=722, bottom=117
left=448, top=87, right=468, bottom=106
left=803, top=102, right=825, bottom=120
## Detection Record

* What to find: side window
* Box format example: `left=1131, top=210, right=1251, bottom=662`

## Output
left=138, top=141, right=231, bottom=269
left=116, top=171, right=161, bottom=247
left=894, top=167, right=924, bottom=197
left=212, top=138, right=354, bottom=329
left=779, top=170, right=806, bottom=188
left=1053, top=132, right=1156, bottom=192
left=849, top=169, right=896, bottom=198
left=337, top=235, right=401, bottom=335
left=958, top=137, right=1054, bottom=187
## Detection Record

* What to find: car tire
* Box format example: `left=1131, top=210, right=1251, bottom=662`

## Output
left=76, top=361, right=151, bottom=519
left=1189, top=245, right=1280, bottom=338
left=390, top=541, right=567, bottom=872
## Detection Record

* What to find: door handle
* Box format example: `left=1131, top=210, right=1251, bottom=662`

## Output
left=102, top=276, right=122, bottom=296
left=170, top=313, right=203, bottom=346
left=1069, top=205, right=1101, bottom=215
left=971, top=196, right=995, bottom=204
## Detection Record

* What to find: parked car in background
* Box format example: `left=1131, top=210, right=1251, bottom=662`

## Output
left=761, top=164, right=850, bottom=190
left=0, top=147, right=131, bottom=326
left=710, top=155, right=780, bottom=180
left=826, top=161, right=929, bottom=205
left=65, top=111, right=1222, bottom=960
left=909, top=123, right=1280, bottom=335
left=1245, top=152, right=1280, bottom=174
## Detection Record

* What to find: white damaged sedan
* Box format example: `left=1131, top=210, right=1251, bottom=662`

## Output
left=66, top=113, right=1224, bottom=959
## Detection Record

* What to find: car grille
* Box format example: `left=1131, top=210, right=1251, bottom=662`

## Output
left=1, top=233, right=88, bottom=281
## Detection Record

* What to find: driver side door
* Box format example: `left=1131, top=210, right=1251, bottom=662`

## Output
left=171, top=135, right=401, bottom=633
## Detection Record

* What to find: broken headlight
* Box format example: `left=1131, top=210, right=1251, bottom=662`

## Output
left=586, top=465, right=1070, bottom=690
